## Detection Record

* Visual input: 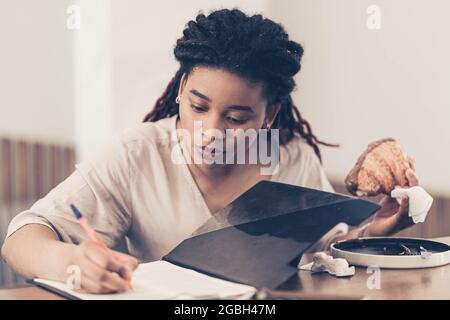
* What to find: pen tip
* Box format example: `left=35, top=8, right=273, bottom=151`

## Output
left=70, top=203, right=82, bottom=219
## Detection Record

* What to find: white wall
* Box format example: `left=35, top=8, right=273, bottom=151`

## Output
left=272, top=0, right=450, bottom=196
left=108, top=0, right=272, bottom=132
left=0, top=0, right=75, bottom=144
left=73, top=0, right=113, bottom=161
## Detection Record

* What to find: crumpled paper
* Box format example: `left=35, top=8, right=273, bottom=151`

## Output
left=391, top=186, right=433, bottom=223
left=298, top=252, right=355, bottom=277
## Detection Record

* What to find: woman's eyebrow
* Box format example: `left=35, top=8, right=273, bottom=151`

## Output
left=227, top=105, right=254, bottom=113
left=190, top=89, right=254, bottom=113
left=190, top=89, right=211, bottom=102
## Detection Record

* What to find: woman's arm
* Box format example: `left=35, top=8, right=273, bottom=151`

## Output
left=2, top=224, right=72, bottom=281
left=2, top=224, right=138, bottom=293
left=1, top=135, right=139, bottom=293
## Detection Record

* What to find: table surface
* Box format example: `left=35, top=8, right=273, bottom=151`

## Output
left=2, top=237, right=450, bottom=300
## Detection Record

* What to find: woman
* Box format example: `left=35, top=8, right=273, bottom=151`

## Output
left=1, top=9, right=418, bottom=293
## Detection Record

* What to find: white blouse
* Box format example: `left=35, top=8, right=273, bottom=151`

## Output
left=6, top=115, right=348, bottom=262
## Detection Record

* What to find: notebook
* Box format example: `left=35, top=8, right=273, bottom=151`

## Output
left=32, top=261, right=256, bottom=300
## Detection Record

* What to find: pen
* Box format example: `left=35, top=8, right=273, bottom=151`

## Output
left=69, top=203, right=133, bottom=290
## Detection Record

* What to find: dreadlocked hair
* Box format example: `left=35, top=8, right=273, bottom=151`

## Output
left=143, top=8, right=338, bottom=162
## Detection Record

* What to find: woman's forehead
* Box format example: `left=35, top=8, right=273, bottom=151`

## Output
left=185, top=66, right=267, bottom=108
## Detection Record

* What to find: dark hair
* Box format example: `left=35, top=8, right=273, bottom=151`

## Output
left=143, top=8, right=338, bottom=162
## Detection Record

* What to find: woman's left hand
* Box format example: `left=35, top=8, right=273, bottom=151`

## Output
left=365, top=168, right=419, bottom=237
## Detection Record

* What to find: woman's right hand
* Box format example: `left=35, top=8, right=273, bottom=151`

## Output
left=65, top=240, right=139, bottom=294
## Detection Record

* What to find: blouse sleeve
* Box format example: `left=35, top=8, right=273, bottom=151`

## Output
left=5, top=137, right=134, bottom=249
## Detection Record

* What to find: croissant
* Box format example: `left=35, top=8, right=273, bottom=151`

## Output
left=345, top=138, right=415, bottom=197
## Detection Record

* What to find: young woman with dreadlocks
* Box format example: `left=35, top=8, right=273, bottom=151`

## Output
left=3, top=9, right=418, bottom=293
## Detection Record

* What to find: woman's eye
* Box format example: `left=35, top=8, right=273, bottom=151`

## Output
left=226, top=116, right=248, bottom=125
left=190, top=104, right=207, bottom=113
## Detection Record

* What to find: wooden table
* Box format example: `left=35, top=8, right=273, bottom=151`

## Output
left=2, top=237, right=450, bottom=300
left=0, top=284, right=64, bottom=300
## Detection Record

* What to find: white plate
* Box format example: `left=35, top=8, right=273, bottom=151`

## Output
left=330, top=237, right=450, bottom=269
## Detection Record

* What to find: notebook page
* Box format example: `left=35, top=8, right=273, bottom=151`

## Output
left=33, top=261, right=256, bottom=300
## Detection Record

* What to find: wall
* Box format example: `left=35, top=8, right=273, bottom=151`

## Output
left=0, top=0, right=75, bottom=144
left=272, top=0, right=450, bottom=196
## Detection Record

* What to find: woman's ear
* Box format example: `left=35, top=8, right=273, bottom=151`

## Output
left=264, top=103, right=281, bottom=128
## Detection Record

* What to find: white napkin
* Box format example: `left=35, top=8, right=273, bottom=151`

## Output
left=390, top=186, right=433, bottom=223
left=298, top=252, right=355, bottom=277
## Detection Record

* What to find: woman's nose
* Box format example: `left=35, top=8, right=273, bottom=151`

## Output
left=201, top=119, right=226, bottom=145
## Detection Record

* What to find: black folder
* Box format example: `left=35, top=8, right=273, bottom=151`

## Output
left=163, top=180, right=380, bottom=289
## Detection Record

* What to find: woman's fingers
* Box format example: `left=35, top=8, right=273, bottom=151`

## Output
left=67, top=241, right=139, bottom=294
left=397, top=197, right=410, bottom=218
left=393, top=197, right=414, bottom=230
left=377, top=195, right=400, bottom=217
left=79, top=276, right=108, bottom=294
left=78, top=259, right=129, bottom=293
left=75, top=241, right=133, bottom=292
left=371, top=196, right=412, bottom=236
left=107, top=251, right=139, bottom=281
left=110, top=251, right=139, bottom=274
left=83, top=241, right=132, bottom=275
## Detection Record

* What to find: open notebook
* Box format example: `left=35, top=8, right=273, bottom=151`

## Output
left=32, top=261, right=256, bottom=300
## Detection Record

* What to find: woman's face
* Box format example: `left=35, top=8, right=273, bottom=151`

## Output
left=177, top=66, right=276, bottom=171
